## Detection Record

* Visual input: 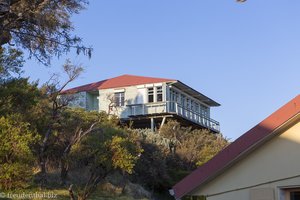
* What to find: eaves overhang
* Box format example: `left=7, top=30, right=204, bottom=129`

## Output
left=169, top=81, right=220, bottom=107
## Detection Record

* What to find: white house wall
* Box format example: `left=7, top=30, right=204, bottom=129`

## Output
left=98, top=88, right=127, bottom=118
left=136, top=88, right=146, bottom=104
left=190, top=120, right=300, bottom=200
left=99, top=86, right=143, bottom=118
left=97, top=83, right=169, bottom=118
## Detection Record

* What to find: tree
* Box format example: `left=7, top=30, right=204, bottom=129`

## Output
left=0, top=0, right=92, bottom=65
left=37, top=60, right=84, bottom=186
left=132, top=141, right=170, bottom=191
left=0, top=78, right=41, bottom=116
left=160, top=120, right=228, bottom=170
left=0, top=47, right=24, bottom=81
left=56, top=108, right=102, bottom=185
left=68, top=127, right=143, bottom=200
left=0, top=115, right=39, bottom=190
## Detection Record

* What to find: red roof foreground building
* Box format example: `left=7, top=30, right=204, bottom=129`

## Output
left=171, top=95, right=300, bottom=199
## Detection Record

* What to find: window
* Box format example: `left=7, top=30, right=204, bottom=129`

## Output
left=291, top=192, right=300, bottom=200
left=281, top=189, right=300, bottom=200
left=186, top=98, right=190, bottom=110
left=175, top=92, right=179, bottom=103
left=181, top=94, right=185, bottom=106
left=148, top=87, right=154, bottom=103
left=200, top=105, right=209, bottom=117
left=148, top=86, right=163, bottom=102
left=156, top=86, right=163, bottom=102
left=114, top=92, right=124, bottom=106
left=195, top=103, right=199, bottom=112
left=170, top=90, right=175, bottom=101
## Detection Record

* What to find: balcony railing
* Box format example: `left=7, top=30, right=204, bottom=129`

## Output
left=126, top=101, right=220, bottom=132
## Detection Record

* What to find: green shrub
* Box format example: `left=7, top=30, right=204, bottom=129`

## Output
left=0, top=116, right=39, bottom=190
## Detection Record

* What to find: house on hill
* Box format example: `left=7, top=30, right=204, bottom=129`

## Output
left=171, top=95, right=300, bottom=200
left=62, top=74, right=220, bottom=132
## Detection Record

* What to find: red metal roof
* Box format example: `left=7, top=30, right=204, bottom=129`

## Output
left=62, top=74, right=175, bottom=93
left=172, top=95, right=300, bottom=199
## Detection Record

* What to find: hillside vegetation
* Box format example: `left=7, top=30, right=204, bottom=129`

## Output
left=0, top=51, right=228, bottom=200
left=0, top=86, right=228, bottom=199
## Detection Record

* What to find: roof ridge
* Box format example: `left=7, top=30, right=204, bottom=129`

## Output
left=117, top=74, right=175, bottom=80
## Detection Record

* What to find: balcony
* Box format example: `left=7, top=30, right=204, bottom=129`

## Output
left=126, top=101, right=220, bottom=132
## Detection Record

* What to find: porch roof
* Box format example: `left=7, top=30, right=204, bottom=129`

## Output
left=170, top=81, right=220, bottom=107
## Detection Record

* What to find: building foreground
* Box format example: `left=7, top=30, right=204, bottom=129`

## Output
left=172, top=95, right=300, bottom=200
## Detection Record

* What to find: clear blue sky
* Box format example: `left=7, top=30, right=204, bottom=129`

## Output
left=24, top=0, right=300, bottom=140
